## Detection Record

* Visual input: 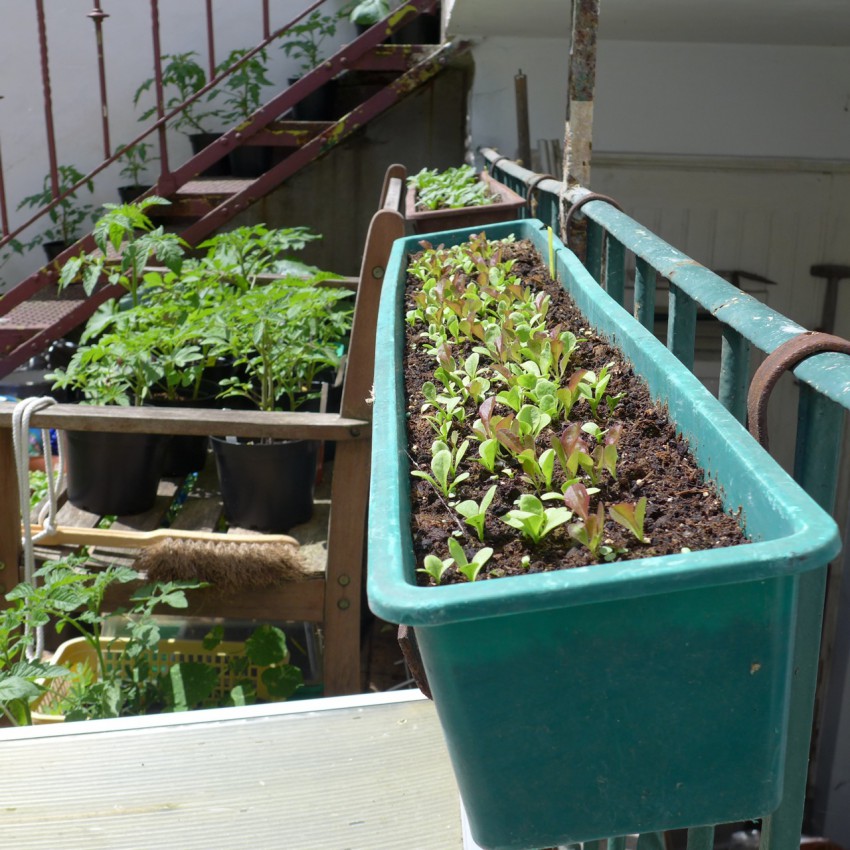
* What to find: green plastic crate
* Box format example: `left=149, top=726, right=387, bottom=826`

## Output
left=367, top=219, right=841, bottom=850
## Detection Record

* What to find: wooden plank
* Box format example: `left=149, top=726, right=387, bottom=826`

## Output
left=102, top=576, right=325, bottom=622
left=0, top=693, right=461, bottom=850
left=0, top=428, right=21, bottom=600
left=0, top=402, right=369, bottom=440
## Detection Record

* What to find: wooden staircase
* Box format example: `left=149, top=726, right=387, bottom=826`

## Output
left=0, top=0, right=467, bottom=377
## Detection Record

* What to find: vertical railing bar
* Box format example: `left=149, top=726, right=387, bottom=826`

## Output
left=0, top=137, right=10, bottom=237
left=149, top=0, right=171, bottom=178
left=205, top=0, right=216, bottom=79
left=634, top=256, right=656, bottom=332
left=718, top=325, right=750, bottom=421
left=636, top=831, right=667, bottom=850
left=262, top=0, right=271, bottom=40
left=586, top=219, right=604, bottom=283
left=88, top=1, right=112, bottom=160
left=605, top=235, right=626, bottom=306
left=35, top=0, right=60, bottom=198
left=667, top=281, right=696, bottom=371
left=685, top=826, right=715, bottom=850
left=608, top=837, right=627, bottom=850
left=762, top=388, right=845, bottom=850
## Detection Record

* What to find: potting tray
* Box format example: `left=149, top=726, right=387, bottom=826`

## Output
left=368, top=218, right=842, bottom=849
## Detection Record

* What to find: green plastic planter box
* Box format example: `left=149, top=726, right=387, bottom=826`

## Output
left=368, top=219, right=841, bottom=850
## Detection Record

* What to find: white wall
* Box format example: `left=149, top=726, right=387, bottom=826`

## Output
left=468, top=37, right=850, bottom=162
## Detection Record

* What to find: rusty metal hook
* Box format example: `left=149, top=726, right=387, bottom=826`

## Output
left=524, top=172, right=557, bottom=218
left=563, top=192, right=624, bottom=250
left=747, top=331, right=850, bottom=451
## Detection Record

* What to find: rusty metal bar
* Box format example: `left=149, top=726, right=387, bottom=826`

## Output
left=0, top=135, right=9, bottom=237
left=150, top=0, right=171, bottom=178
left=88, top=1, right=111, bottom=159
left=35, top=0, right=60, bottom=199
left=262, top=0, right=271, bottom=40
left=205, top=0, right=216, bottom=80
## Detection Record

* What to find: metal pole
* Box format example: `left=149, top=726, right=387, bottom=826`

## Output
left=515, top=70, right=531, bottom=167
left=205, top=0, right=216, bottom=79
left=88, top=1, right=111, bottom=160
left=262, top=0, right=271, bottom=40
left=149, top=0, right=171, bottom=178
left=35, top=0, right=60, bottom=198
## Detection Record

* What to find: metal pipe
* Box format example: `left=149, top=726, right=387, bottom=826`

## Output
left=205, top=0, right=216, bottom=80
left=35, top=0, right=60, bottom=198
left=262, top=0, right=271, bottom=40
left=0, top=126, right=10, bottom=238
left=88, top=1, right=111, bottom=160
left=514, top=70, right=531, bottom=167
left=149, top=0, right=171, bottom=177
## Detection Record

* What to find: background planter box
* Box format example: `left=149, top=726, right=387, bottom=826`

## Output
left=368, top=219, right=841, bottom=850
left=404, top=170, right=526, bottom=234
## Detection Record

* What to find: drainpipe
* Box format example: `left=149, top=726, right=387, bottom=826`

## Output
left=560, top=0, right=599, bottom=242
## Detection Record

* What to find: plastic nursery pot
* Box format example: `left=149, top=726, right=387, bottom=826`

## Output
left=367, top=219, right=841, bottom=850
left=210, top=436, right=318, bottom=532
left=404, top=170, right=527, bottom=235
left=64, top=430, right=168, bottom=516
left=189, top=132, right=231, bottom=177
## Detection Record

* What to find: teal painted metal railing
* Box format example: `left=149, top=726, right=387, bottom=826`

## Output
left=481, top=147, right=850, bottom=850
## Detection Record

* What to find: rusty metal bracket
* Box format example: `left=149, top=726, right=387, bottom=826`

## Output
left=747, top=331, right=850, bottom=451
left=487, top=154, right=511, bottom=177
left=564, top=192, right=623, bottom=249
left=525, top=172, right=557, bottom=217
left=397, top=624, right=432, bottom=699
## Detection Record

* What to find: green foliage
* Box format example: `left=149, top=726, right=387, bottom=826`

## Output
left=609, top=496, right=649, bottom=544
left=16, top=164, right=96, bottom=249
left=115, top=141, right=158, bottom=187
left=455, top=484, right=496, bottom=541
left=214, top=48, right=273, bottom=124
left=346, top=0, right=390, bottom=26
left=408, top=165, right=496, bottom=211
left=501, top=494, right=571, bottom=545
left=447, top=538, right=493, bottom=583
left=279, top=9, right=339, bottom=75
left=134, top=51, right=218, bottom=135
left=418, top=554, right=453, bottom=585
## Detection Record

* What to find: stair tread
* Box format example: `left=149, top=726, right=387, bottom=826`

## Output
left=0, top=297, right=86, bottom=330
left=177, top=178, right=254, bottom=196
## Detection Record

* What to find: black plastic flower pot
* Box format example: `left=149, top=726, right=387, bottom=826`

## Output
left=287, top=77, right=338, bottom=121
left=189, top=133, right=231, bottom=177
left=64, top=430, right=168, bottom=516
left=210, top=436, right=318, bottom=532
left=228, top=145, right=273, bottom=178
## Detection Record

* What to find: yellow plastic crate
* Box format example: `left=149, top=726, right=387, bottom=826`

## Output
left=32, top=635, right=286, bottom=723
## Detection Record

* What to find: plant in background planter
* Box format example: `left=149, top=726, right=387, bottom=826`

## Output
left=115, top=140, right=159, bottom=203
left=347, top=0, right=390, bottom=30
left=0, top=557, right=304, bottom=724
left=209, top=278, right=352, bottom=532
left=213, top=47, right=275, bottom=177
left=279, top=9, right=340, bottom=120
left=404, top=164, right=526, bottom=234
left=16, top=164, right=97, bottom=261
left=367, top=220, right=841, bottom=850
left=133, top=51, right=229, bottom=177
left=50, top=197, right=188, bottom=514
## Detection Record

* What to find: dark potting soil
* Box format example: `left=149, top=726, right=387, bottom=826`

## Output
left=403, top=238, right=747, bottom=584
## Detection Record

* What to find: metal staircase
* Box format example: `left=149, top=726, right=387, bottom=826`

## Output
left=0, top=0, right=465, bottom=377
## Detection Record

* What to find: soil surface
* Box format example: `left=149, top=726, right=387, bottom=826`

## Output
left=403, top=238, right=747, bottom=584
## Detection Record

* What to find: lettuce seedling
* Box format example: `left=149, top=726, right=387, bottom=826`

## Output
left=477, top=438, right=500, bottom=473
left=418, top=554, right=453, bottom=585
left=501, top=494, right=571, bottom=544
left=456, top=484, right=497, bottom=541
left=565, top=483, right=607, bottom=556
left=411, top=445, right=469, bottom=498
left=518, top=447, right=556, bottom=492
left=609, top=496, right=649, bottom=543
left=448, top=538, right=494, bottom=582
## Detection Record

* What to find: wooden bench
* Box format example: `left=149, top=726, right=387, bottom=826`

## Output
left=0, top=164, right=407, bottom=697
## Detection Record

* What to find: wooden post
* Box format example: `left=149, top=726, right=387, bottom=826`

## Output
left=0, top=426, right=21, bottom=605
left=515, top=70, right=531, bottom=168
left=560, top=0, right=599, bottom=246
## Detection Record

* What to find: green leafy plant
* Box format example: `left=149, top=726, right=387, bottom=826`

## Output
left=346, top=0, right=390, bottom=26
left=279, top=9, right=339, bottom=75
left=115, top=141, right=159, bottom=187
left=408, top=165, right=496, bottom=211
left=133, top=51, right=219, bottom=135
left=214, top=47, right=273, bottom=124
left=447, top=538, right=493, bottom=583
left=17, top=164, right=97, bottom=251
left=609, top=496, right=650, bottom=544
left=501, top=493, right=570, bottom=545
left=565, top=483, right=607, bottom=557
left=418, top=553, right=453, bottom=585
left=455, top=484, right=497, bottom=541
left=411, top=441, right=469, bottom=499
left=58, top=196, right=185, bottom=306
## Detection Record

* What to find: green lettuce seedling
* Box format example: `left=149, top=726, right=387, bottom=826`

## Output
left=456, top=484, right=497, bottom=541
left=502, top=493, right=571, bottom=544
left=418, top=554, right=454, bottom=585
left=447, top=538, right=494, bottom=582
left=564, top=483, right=607, bottom=556
left=411, top=444, right=469, bottom=498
